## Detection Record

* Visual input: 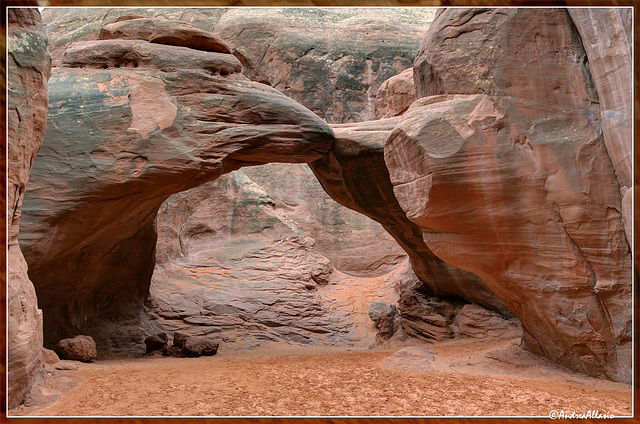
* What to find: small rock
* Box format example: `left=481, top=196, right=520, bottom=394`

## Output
left=144, top=332, right=168, bottom=353
left=173, top=331, right=188, bottom=349
left=368, top=301, right=400, bottom=342
left=55, top=335, right=97, bottom=362
left=42, top=348, right=60, bottom=365
left=183, top=336, right=219, bottom=357
left=55, top=361, right=80, bottom=371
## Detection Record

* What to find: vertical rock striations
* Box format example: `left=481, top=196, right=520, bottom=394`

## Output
left=567, top=8, right=633, bottom=247
left=7, top=8, right=52, bottom=409
left=386, top=8, right=630, bottom=381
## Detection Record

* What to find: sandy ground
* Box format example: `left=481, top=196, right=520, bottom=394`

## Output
left=11, top=337, right=632, bottom=418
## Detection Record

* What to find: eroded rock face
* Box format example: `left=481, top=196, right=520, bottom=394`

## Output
left=148, top=172, right=357, bottom=348
left=214, top=8, right=436, bottom=123
left=20, top=17, right=334, bottom=354
left=240, top=164, right=407, bottom=277
left=568, top=9, right=633, bottom=246
left=7, top=8, right=52, bottom=409
left=387, top=8, right=630, bottom=381
left=42, top=7, right=436, bottom=123
left=311, top=119, right=511, bottom=316
left=375, top=68, right=416, bottom=119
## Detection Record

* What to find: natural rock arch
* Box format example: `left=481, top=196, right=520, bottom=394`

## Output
left=19, top=19, right=336, bottom=349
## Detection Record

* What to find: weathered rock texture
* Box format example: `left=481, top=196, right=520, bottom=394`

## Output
left=20, top=17, right=334, bottom=355
left=240, top=164, right=407, bottom=277
left=375, top=68, right=416, bottom=119
left=213, top=8, right=436, bottom=123
left=41, top=8, right=227, bottom=66
left=148, top=172, right=357, bottom=349
left=54, top=335, right=97, bottom=362
left=386, top=8, right=630, bottom=382
left=41, top=7, right=436, bottom=123
left=567, top=8, right=633, bottom=247
left=7, top=8, right=52, bottom=409
left=311, top=119, right=512, bottom=317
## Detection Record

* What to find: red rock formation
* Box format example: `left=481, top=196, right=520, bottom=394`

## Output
left=19, top=17, right=334, bottom=354
left=7, top=8, right=52, bottom=409
left=387, top=8, right=630, bottom=382
left=41, top=7, right=436, bottom=123
left=311, top=119, right=512, bottom=317
left=149, top=172, right=355, bottom=350
left=213, top=8, right=435, bottom=123
left=375, top=68, right=416, bottom=119
left=568, top=9, right=633, bottom=246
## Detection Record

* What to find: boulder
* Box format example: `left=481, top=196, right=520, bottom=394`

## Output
left=173, top=332, right=188, bottom=349
left=368, top=301, right=400, bottom=341
left=54, top=335, right=97, bottom=362
left=375, top=68, right=416, bottom=119
left=183, top=336, right=220, bottom=357
left=20, top=17, right=334, bottom=355
left=7, top=7, right=51, bottom=409
left=41, top=348, right=60, bottom=366
left=387, top=8, right=630, bottom=382
left=144, top=332, right=168, bottom=353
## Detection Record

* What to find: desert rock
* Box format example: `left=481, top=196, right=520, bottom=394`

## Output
left=20, top=17, right=334, bottom=356
left=55, top=336, right=97, bottom=362
left=183, top=336, right=220, bottom=357
left=7, top=8, right=51, bottom=409
left=311, top=119, right=511, bottom=316
left=41, top=348, right=60, bottom=366
left=388, top=8, right=630, bottom=381
left=368, top=301, right=400, bottom=342
left=455, top=304, right=520, bottom=339
left=568, top=9, right=632, bottom=247
left=375, top=68, right=416, bottom=119
left=148, top=172, right=355, bottom=348
left=144, top=333, right=168, bottom=353
left=41, top=8, right=436, bottom=123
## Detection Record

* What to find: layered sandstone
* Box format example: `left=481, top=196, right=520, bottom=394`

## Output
left=387, top=8, right=630, bottom=381
left=567, top=8, right=633, bottom=246
left=7, top=8, right=52, bottom=409
left=148, top=172, right=355, bottom=349
left=41, top=8, right=436, bottom=123
left=374, top=68, right=416, bottom=119
left=19, top=17, right=334, bottom=354
left=311, top=119, right=512, bottom=316
left=213, top=8, right=436, bottom=123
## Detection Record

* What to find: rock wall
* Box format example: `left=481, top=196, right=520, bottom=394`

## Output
left=213, top=8, right=435, bottom=123
left=41, top=7, right=436, bottom=123
left=386, top=8, right=630, bottom=382
left=240, top=164, right=406, bottom=277
left=7, top=8, right=52, bottom=409
left=149, top=172, right=366, bottom=349
left=19, top=17, right=334, bottom=353
left=567, top=8, right=633, bottom=246
left=311, top=119, right=512, bottom=317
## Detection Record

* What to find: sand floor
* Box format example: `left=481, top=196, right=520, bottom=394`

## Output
left=11, top=337, right=632, bottom=418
